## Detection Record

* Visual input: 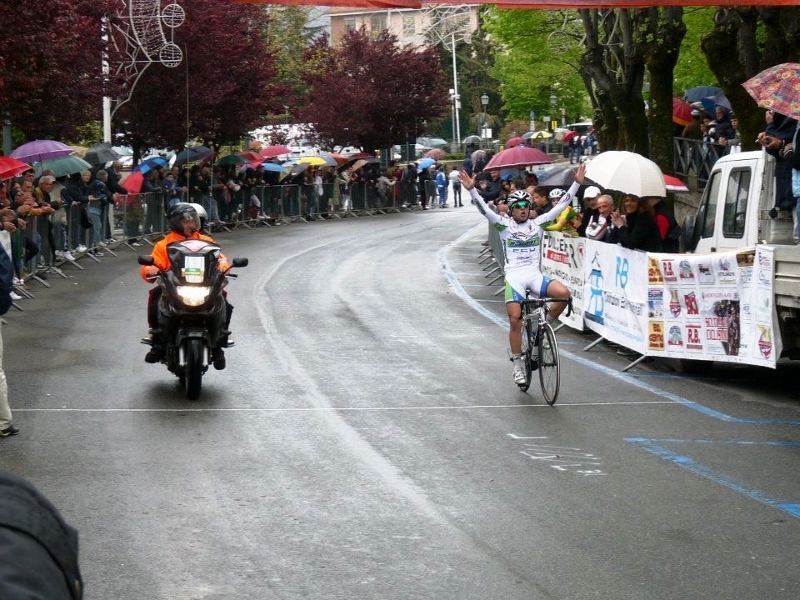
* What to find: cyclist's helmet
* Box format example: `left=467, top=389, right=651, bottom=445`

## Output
left=548, top=188, right=566, bottom=201
left=169, top=203, right=201, bottom=236
left=507, top=189, right=532, bottom=210
left=188, top=202, right=208, bottom=232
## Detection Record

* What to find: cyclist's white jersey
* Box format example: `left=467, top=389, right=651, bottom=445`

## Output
left=468, top=180, right=580, bottom=273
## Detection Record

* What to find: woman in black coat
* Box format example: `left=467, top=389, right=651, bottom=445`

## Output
left=610, top=194, right=664, bottom=252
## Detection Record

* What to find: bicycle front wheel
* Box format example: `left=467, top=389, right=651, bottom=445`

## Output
left=517, top=317, right=535, bottom=392
left=538, top=322, right=560, bottom=405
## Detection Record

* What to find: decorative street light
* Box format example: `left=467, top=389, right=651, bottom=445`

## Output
left=480, top=93, right=489, bottom=147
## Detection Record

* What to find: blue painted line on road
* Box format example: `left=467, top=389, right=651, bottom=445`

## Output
left=625, top=438, right=800, bottom=520
left=440, top=229, right=800, bottom=426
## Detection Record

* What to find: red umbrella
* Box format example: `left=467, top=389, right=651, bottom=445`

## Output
left=121, top=171, right=144, bottom=194
left=484, top=146, right=553, bottom=170
left=505, top=136, right=524, bottom=148
left=664, top=174, right=689, bottom=193
left=672, top=98, right=694, bottom=126
left=0, top=156, right=33, bottom=180
left=260, top=146, right=291, bottom=159
left=328, top=153, right=349, bottom=166
left=562, top=131, right=579, bottom=144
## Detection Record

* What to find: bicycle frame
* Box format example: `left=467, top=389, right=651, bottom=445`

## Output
left=517, top=293, right=572, bottom=404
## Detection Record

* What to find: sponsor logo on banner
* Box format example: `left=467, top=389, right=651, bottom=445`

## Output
left=648, top=321, right=665, bottom=351
left=697, top=261, right=715, bottom=284
left=661, top=258, right=678, bottom=284
left=648, top=288, right=663, bottom=318
left=716, top=255, right=736, bottom=285
left=758, top=325, right=772, bottom=359
left=678, top=260, right=695, bottom=281
left=648, top=256, right=663, bottom=285
left=684, top=291, right=699, bottom=316
left=686, top=324, right=703, bottom=351
left=667, top=325, right=683, bottom=348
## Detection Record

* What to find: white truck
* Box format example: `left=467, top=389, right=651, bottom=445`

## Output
left=682, top=149, right=800, bottom=364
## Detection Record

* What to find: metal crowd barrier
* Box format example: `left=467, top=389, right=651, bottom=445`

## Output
left=10, top=181, right=425, bottom=309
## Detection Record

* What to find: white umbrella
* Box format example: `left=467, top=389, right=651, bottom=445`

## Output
left=584, top=151, right=666, bottom=198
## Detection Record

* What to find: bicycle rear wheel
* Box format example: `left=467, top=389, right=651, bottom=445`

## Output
left=538, top=322, right=560, bottom=405
left=517, top=316, right=535, bottom=392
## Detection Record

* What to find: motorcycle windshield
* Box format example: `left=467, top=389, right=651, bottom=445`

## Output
left=167, top=240, right=221, bottom=285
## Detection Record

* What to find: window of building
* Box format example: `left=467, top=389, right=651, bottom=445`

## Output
left=344, top=17, right=356, bottom=33
left=370, top=14, right=386, bottom=37
left=402, top=15, right=415, bottom=38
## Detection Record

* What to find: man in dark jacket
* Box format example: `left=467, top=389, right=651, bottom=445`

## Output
left=0, top=470, right=83, bottom=598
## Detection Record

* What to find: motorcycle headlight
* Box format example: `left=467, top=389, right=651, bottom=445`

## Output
left=176, top=286, right=212, bottom=307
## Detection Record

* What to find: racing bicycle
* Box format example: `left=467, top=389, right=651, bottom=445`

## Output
left=516, top=292, right=572, bottom=405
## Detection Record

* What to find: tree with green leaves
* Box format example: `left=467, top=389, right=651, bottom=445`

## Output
left=700, top=6, right=800, bottom=153
left=298, top=28, right=449, bottom=153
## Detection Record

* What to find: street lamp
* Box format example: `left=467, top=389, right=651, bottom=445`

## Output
left=480, top=93, right=489, bottom=147
left=549, top=94, right=557, bottom=131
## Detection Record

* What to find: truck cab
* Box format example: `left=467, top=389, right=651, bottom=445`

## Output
left=683, top=150, right=795, bottom=253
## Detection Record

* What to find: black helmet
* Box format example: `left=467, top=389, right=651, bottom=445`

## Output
left=507, top=189, right=532, bottom=210
left=169, top=203, right=200, bottom=235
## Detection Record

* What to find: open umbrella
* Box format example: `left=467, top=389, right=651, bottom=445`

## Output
left=585, top=151, right=666, bottom=198
left=673, top=98, right=694, bottom=126
left=562, top=130, right=579, bottom=144
left=10, top=139, right=73, bottom=164
left=328, top=153, right=349, bottom=166
left=33, top=155, right=92, bottom=178
left=261, top=162, right=285, bottom=173
left=700, top=93, right=731, bottom=118
left=528, top=130, right=553, bottom=140
left=684, top=85, right=722, bottom=103
left=214, top=153, right=248, bottom=167
left=742, top=63, right=800, bottom=119
left=484, top=146, right=552, bottom=170
left=121, top=171, right=145, bottom=194
left=416, top=158, right=436, bottom=172
left=173, top=146, right=212, bottom=167
left=297, top=156, right=329, bottom=167
left=424, top=148, right=447, bottom=160
left=536, top=165, right=576, bottom=187
left=0, top=156, right=33, bottom=180
left=505, top=136, right=524, bottom=148
left=664, top=174, right=690, bottom=193
left=84, top=142, right=121, bottom=166
left=463, top=135, right=482, bottom=145
left=133, top=156, right=169, bottom=174
left=260, top=145, right=291, bottom=159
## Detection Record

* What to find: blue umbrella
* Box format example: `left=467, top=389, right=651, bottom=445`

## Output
left=133, top=156, right=168, bottom=174
left=417, top=158, right=436, bottom=172
left=261, top=162, right=285, bottom=172
left=684, top=85, right=722, bottom=103
left=700, top=93, right=731, bottom=118
left=173, top=145, right=212, bottom=167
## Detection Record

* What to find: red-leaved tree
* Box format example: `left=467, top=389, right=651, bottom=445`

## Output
left=111, top=0, right=288, bottom=157
left=0, top=0, right=114, bottom=142
left=298, top=29, right=449, bottom=153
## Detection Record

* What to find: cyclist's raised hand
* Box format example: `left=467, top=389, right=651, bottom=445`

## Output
left=458, top=170, right=476, bottom=191
left=574, top=162, right=587, bottom=185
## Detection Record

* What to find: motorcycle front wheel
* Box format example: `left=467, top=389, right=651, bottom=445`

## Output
left=185, top=338, right=204, bottom=400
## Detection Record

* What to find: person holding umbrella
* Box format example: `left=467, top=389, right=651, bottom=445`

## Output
left=459, top=164, right=586, bottom=386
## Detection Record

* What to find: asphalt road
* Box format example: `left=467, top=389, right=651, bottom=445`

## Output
left=1, top=209, right=799, bottom=599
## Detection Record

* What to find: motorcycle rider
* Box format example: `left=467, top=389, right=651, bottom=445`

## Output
left=140, top=203, right=233, bottom=369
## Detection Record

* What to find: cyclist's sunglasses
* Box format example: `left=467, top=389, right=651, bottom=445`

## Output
left=509, top=201, right=531, bottom=209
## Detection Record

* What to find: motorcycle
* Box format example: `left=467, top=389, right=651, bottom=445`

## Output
left=138, top=239, right=247, bottom=400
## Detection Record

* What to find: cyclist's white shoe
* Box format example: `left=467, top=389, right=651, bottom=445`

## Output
left=513, top=366, right=527, bottom=385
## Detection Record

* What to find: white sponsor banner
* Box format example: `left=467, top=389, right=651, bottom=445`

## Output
left=541, top=232, right=584, bottom=331
left=560, top=241, right=778, bottom=368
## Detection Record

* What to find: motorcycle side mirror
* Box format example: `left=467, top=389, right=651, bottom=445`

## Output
left=138, top=255, right=155, bottom=266
left=232, top=258, right=248, bottom=268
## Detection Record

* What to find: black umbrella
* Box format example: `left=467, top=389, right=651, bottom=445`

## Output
left=84, top=142, right=120, bottom=166
left=173, top=145, right=213, bottom=167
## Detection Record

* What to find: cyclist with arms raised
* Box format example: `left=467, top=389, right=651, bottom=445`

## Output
left=459, top=163, right=586, bottom=385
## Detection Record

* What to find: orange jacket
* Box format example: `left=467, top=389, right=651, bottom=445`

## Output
left=140, top=231, right=231, bottom=281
